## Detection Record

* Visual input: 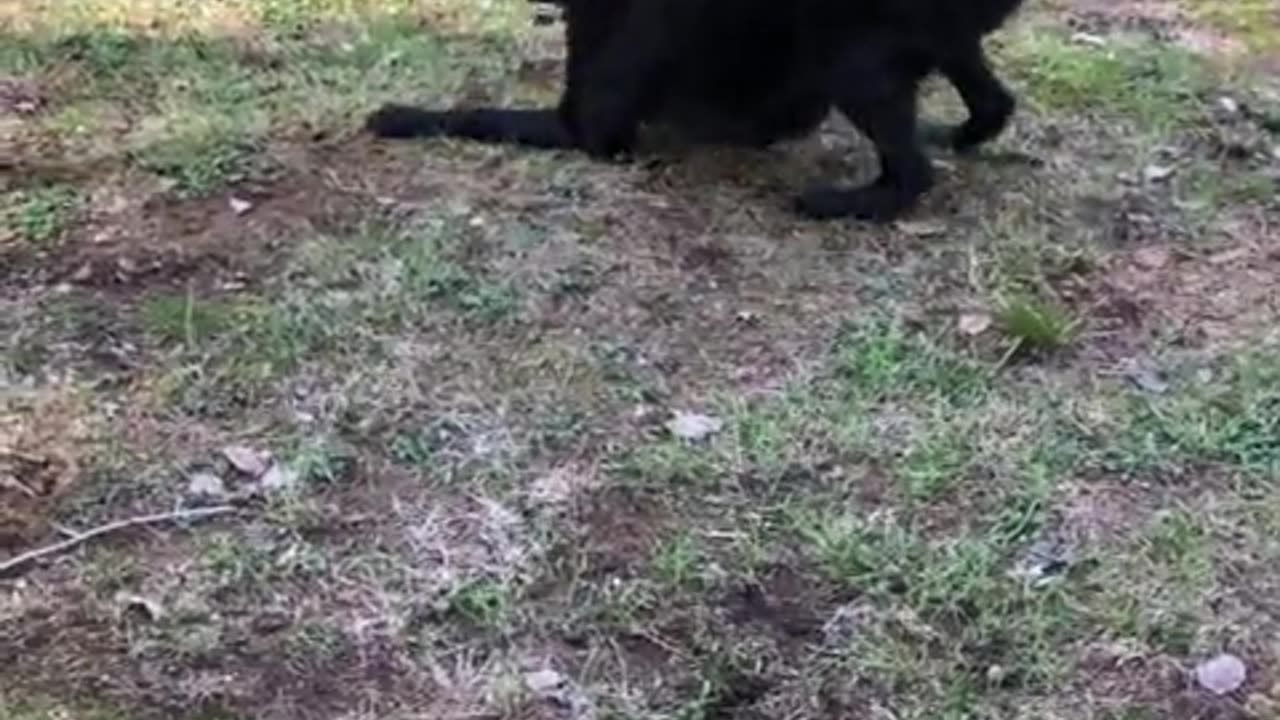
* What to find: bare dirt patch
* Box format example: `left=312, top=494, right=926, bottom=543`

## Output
left=1059, top=0, right=1238, bottom=51
left=2, top=158, right=370, bottom=295
left=0, top=385, right=96, bottom=551
left=0, top=76, right=47, bottom=118
left=723, top=564, right=829, bottom=645
left=0, top=582, right=433, bottom=719
left=571, top=485, right=671, bottom=580
left=1054, top=0, right=1280, bottom=73
left=1072, top=221, right=1280, bottom=363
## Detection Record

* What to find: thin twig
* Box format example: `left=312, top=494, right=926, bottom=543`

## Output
left=1, top=448, right=48, bottom=465
left=0, top=505, right=238, bottom=578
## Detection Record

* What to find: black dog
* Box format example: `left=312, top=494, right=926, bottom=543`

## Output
left=367, top=0, right=1026, bottom=222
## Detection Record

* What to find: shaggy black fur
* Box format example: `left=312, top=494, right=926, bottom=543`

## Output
left=366, top=0, right=1026, bottom=222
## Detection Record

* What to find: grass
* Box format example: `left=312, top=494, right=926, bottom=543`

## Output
left=1104, top=350, right=1280, bottom=474
left=2, top=0, right=1279, bottom=718
left=995, top=294, right=1080, bottom=355
left=1186, top=0, right=1280, bottom=53
left=1, top=185, right=80, bottom=247
left=1000, top=28, right=1214, bottom=132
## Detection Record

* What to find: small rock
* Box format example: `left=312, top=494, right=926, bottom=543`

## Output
left=667, top=412, right=724, bottom=442
left=229, top=197, right=254, bottom=215
left=1143, top=164, right=1176, bottom=183
left=251, top=610, right=293, bottom=634
left=259, top=462, right=300, bottom=492
left=1133, top=246, right=1171, bottom=270
left=958, top=312, right=993, bottom=337
left=1013, top=536, right=1074, bottom=584
left=1196, top=653, right=1247, bottom=696
left=222, top=445, right=270, bottom=478
left=1125, top=366, right=1169, bottom=395
left=525, top=668, right=565, bottom=695
left=1071, top=31, right=1106, bottom=46
left=896, top=220, right=947, bottom=238
left=186, top=472, right=227, bottom=500
left=1217, top=96, right=1240, bottom=115
left=71, top=263, right=94, bottom=282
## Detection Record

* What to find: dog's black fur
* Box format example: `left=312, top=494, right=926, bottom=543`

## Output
left=366, top=0, right=1026, bottom=222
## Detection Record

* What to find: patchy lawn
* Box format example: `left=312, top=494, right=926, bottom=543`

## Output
left=2, top=0, right=1279, bottom=718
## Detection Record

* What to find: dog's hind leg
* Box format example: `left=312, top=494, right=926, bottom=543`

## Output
left=922, top=40, right=1016, bottom=152
left=795, top=40, right=934, bottom=222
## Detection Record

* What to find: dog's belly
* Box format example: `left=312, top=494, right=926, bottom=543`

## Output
left=651, top=81, right=831, bottom=147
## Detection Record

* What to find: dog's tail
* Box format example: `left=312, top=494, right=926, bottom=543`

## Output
left=365, top=104, right=572, bottom=148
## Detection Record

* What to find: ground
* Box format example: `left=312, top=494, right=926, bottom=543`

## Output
left=1, top=0, right=1279, bottom=718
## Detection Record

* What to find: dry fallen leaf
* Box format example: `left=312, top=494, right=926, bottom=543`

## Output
left=222, top=445, right=269, bottom=478
left=1133, top=247, right=1171, bottom=270
left=1125, top=366, right=1169, bottom=395
left=186, top=472, right=227, bottom=500
left=958, top=312, right=993, bottom=337
left=1196, top=653, right=1247, bottom=696
left=259, top=462, right=299, bottom=492
left=667, top=412, right=724, bottom=442
left=525, top=668, right=565, bottom=695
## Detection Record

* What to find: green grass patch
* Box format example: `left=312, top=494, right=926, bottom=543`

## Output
left=137, top=217, right=525, bottom=413
left=141, top=290, right=336, bottom=365
left=995, top=294, right=1080, bottom=356
left=1, top=185, right=80, bottom=247
left=1001, top=30, right=1212, bottom=132
left=897, top=426, right=978, bottom=500
left=1103, top=350, right=1280, bottom=475
left=793, top=508, right=1077, bottom=694
left=832, top=315, right=990, bottom=404
left=131, top=125, right=273, bottom=197
left=652, top=532, right=706, bottom=591
left=2, top=17, right=467, bottom=196
left=446, top=578, right=513, bottom=628
left=141, top=289, right=345, bottom=410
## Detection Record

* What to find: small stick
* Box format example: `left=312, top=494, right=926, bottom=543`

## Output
left=0, top=505, right=238, bottom=578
